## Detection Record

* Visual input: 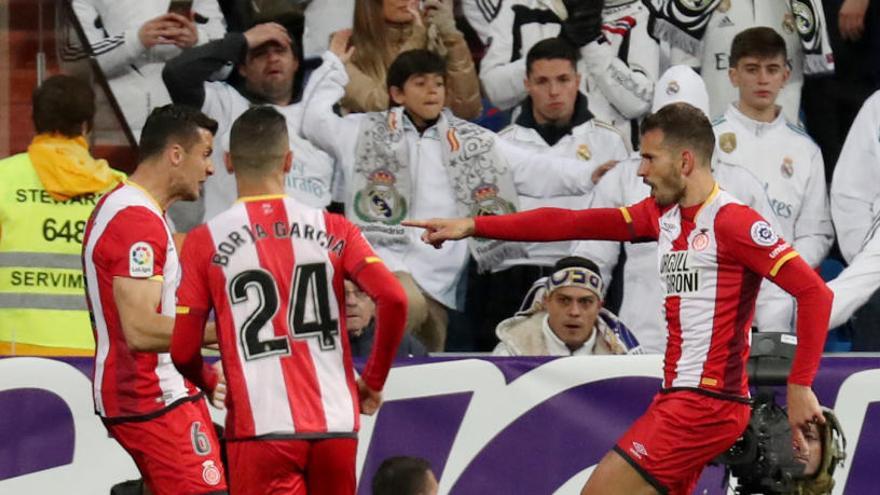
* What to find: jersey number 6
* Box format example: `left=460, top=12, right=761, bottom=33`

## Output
left=229, top=263, right=339, bottom=361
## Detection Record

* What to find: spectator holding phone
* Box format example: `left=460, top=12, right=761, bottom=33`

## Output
left=343, top=0, right=482, bottom=119
left=71, top=0, right=226, bottom=138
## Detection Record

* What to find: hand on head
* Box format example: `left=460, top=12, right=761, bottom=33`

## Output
left=787, top=383, right=826, bottom=455
left=243, top=22, right=292, bottom=49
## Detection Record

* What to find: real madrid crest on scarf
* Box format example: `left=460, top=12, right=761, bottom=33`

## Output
left=354, top=169, right=407, bottom=224
left=350, top=107, right=527, bottom=271
left=471, top=184, right=516, bottom=216
left=719, top=132, right=737, bottom=153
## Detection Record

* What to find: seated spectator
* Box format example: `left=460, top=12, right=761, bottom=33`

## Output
left=163, top=10, right=338, bottom=229
left=0, top=75, right=124, bottom=355
left=573, top=64, right=780, bottom=353
left=828, top=89, right=880, bottom=346
left=301, top=35, right=613, bottom=352
left=493, top=256, right=641, bottom=356
left=343, top=0, right=482, bottom=119
left=647, top=0, right=834, bottom=123
left=345, top=280, right=427, bottom=358
left=713, top=27, right=833, bottom=333
left=72, top=0, right=226, bottom=138
left=372, top=456, right=439, bottom=495
left=470, top=37, right=628, bottom=351
left=480, top=0, right=659, bottom=149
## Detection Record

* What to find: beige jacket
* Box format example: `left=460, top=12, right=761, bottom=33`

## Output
left=493, top=312, right=633, bottom=356
left=342, top=22, right=482, bottom=119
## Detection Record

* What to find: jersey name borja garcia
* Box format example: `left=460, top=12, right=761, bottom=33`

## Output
left=177, top=195, right=382, bottom=440
left=82, top=182, right=198, bottom=419
left=622, top=185, right=796, bottom=399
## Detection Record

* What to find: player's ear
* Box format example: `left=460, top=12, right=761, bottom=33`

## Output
left=168, top=143, right=184, bottom=166
left=283, top=150, right=293, bottom=174
left=680, top=149, right=696, bottom=176
left=224, top=152, right=234, bottom=174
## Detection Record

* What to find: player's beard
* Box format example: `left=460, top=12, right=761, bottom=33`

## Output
left=650, top=171, right=686, bottom=207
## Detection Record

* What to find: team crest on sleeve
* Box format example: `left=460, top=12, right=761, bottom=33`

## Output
left=128, top=242, right=154, bottom=278
left=354, top=169, right=407, bottom=224
left=750, top=221, right=778, bottom=246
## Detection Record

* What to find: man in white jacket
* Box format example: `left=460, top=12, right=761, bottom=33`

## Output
left=300, top=32, right=612, bottom=352
left=472, top=37, right=628, bottom=351
left=163, top=16, right=339, bottom=228
left=828, top=89, right=880, bottom=349
left=713, top=27, right=833, bottom=332
left=493, top=256, right=642, bottom=356
left=479, top=0, right=658, bottom=150
left=72, top=0, right=226, bottom=139
left=574, top=64, right=780, bottom=353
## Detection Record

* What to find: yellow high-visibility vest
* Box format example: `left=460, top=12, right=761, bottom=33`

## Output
left=0, top=153, right=109, bottom=354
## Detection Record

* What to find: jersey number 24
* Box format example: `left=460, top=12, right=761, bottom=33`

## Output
left=229, top=263, right=338, bottom=361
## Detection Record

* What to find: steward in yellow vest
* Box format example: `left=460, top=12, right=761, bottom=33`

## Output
left=0, top=75, right=124, bottom=355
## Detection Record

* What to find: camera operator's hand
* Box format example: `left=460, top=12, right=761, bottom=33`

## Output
left=558, top=0, right=605, bottom=48
left=787, top=383, right=825, bottom=453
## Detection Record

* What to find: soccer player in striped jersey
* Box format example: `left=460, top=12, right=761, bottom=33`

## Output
left=171, top=106, right=407, bottom=495
left=405, top=103, right=832, bottom=495
left=82, top=105, right=227, bottom=494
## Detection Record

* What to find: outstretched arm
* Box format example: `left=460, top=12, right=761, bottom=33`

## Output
left=403, top=200, right=659, bottom=247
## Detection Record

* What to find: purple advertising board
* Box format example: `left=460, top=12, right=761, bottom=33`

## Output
left=0, top=355, right=877, bottom=494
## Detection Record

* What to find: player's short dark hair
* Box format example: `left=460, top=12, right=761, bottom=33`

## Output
left=229, top=106, right=289, bottom=175
left=138, top=105, right=218, bottom=162
left=526, top=38, right=579, bottom=75
left=32, top=75, right=95, bottom=137
left=641, top=102, right=715, bottom=167
left=372, top=456, right=433, bottom=495
left=386, top=49, right=446, bottom=93
left=553, top=256, right=601, bottom=279
left=729, top=27, right=787, bottom=67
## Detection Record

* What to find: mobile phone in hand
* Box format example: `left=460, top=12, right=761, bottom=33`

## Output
left=168, top=0, right=193, bottom=16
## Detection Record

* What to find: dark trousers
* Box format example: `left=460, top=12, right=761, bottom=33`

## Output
left=464, top=262, right=555, bottom=352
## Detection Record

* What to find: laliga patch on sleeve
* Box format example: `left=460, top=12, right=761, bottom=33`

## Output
left=129, top=241, right=155, bottom=278
left=750, top=221, right=778, bottom=247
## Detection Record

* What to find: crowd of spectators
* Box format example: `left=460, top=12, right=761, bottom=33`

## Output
left=5, top=0, right=880, bottom=357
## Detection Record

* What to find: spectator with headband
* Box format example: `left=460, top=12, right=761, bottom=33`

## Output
left=493, top=256, right=642, bottom=356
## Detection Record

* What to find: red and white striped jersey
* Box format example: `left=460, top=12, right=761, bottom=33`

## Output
left=82, top=182, right=197, bottom=419
left=623, top=185, right=797, bottom=398
left=177, top=194, right=381, bottom=440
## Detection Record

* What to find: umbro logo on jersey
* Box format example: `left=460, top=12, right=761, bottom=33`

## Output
left=718, top=16, right=735, bottom=28
left=630, top=441, right=649, bottom=459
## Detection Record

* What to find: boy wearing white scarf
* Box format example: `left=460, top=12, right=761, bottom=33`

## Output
left=300, top=31, right=613, bottom=351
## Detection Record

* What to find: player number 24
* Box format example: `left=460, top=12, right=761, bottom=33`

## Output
left=229, top=263, right=339, bottom=361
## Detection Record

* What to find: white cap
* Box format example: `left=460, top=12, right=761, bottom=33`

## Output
left=650, top=65, right=710, bottom=116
